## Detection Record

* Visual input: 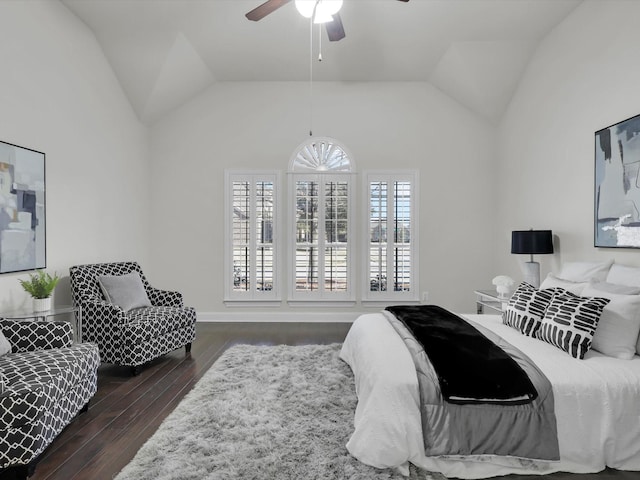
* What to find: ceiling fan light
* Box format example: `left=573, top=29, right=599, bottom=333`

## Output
left=313, top=11, right=334, bottom=24
left=319, top=0, right=343, bottom=16
left=295, top=0, right=343, bottom=22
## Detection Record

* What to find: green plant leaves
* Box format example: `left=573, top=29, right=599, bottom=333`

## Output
left=19, top=270, right=60, bottom=299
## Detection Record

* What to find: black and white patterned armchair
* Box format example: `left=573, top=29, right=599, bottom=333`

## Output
left=0, top=319, right=100, bottom=479
left=69, top=261, right=196, bottom=375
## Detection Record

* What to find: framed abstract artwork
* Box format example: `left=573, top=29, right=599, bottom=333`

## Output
left=0, top=140, right=46, bottom=273
left=595, top=113, right=640, bottom=248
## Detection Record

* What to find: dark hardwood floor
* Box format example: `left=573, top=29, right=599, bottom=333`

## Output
left=28, top=322, right=350, bottom=480
left=27, top=322, right=640, bottom=480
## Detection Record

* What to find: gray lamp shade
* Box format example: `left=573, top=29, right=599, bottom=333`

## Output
left=511, top=230, right=554, bottom=255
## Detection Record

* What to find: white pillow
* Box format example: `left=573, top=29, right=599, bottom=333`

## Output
left=557, top=260, right=613, bottom=282
left=582, top=285, right=640, bottom=360
left=540, top=273, right=588, bottom=295
left=589, top=281, right=640, bottom=295
left=98, top=272, right=152, bottom=312
left=605, top=264, right=640, bottom=288
left=0, top=330, right=11, bottom=356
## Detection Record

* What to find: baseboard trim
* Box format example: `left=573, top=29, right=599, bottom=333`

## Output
left=197, top=311, right=363, bottom=323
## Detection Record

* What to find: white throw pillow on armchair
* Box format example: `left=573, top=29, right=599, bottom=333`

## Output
left=98, top=272, right=152, bottom=312
left=0, top=331, right=10, bottom=394
left=0, top=330, right=11, bottom=356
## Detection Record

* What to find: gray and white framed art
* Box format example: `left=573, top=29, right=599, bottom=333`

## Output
left=0, top=140, right=46, bottom=272
left=595, top=113, right=640, bottom=248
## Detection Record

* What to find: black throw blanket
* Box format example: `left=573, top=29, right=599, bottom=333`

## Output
left=385, top=305, right=538, bottom=405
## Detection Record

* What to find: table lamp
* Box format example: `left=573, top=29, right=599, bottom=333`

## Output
left=511, top=229, right=554, bottom=288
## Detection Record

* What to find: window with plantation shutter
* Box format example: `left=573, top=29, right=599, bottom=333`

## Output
left=224, top=171, right=280, bottom=304
left=223, top=146, right=419, bottom=308
left=289, top=138, right=355, bottom=304
left=364, top=171, right=419, bottom=303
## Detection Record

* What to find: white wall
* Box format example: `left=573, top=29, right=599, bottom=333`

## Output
left=0, top=1, right=150, bottom=310
left=496, top=0, right=640, bottom=282
left=7, top=0, right=628, bottom=319
left=149, top=81, right=497, bottom=315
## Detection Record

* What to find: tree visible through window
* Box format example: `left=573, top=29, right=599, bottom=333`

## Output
left=294, top=179, right=349, bottom=293
left=365, top=172, right=418, bottom=302
left=289, top=138, right=354, bottom=302
left=224, top=146, right=418, bottom=306
left=224, top=172, right=279, bottom=303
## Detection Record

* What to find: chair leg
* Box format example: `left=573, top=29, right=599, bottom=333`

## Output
left=0, top=460, right=37, bottom=480
left=130, top=365, right=140, bottom=376
left=80, top=401, right=90, bottom=414
left=185, top=343, right=192, bottom=354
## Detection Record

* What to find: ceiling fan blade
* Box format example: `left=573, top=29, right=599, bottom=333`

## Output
left=326, top=13, right=345, bottom=42
left=397, top=0, right=410, bottom=2
left=245, top=0, right=292, bottom=21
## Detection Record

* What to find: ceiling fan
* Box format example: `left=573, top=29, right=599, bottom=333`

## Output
left=246, top=0, right=410, bottom=42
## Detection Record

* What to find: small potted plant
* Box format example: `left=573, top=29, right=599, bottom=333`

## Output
left=19, top=270, right=60, bottom=312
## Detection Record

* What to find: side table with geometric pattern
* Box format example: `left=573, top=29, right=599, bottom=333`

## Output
left=0, top=305, right=82, bottom=343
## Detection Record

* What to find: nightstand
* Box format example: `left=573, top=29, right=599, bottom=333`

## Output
left=474, top=290, right=510, bottom=314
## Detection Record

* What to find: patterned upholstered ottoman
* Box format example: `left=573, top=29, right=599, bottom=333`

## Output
left=0, top=319, right=100, bottom=479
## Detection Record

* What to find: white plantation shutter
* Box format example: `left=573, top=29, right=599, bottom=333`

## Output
left=225, top=171, right=280, bottom=304
left=289, top=138, right=355, bottom=304
left=364, top=171, right=418, bottom=303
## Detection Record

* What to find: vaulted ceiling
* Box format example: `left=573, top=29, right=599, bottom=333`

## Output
left=61, top=0, right=582, bottom=125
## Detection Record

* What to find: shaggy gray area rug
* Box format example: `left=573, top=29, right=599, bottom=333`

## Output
left=115, top=343, right=445, bottom=480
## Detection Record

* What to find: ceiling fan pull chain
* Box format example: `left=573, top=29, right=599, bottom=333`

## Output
left=318, top=22, right=323, bottom=62
left=309, top=14, right=314, bottom=137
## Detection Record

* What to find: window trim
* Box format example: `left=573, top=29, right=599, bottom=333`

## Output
left=361, top=170, right=419, bottom=305
left=287, top=171, right=356, bottom=305
left=224, top=170, right=281, bottom=306
left=288, top=136, right=356, bottom=173
left=223, top=161, right=419, bottom=307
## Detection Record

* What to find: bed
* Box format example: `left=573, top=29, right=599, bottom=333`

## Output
left=340, top=310, right=640, bottom=478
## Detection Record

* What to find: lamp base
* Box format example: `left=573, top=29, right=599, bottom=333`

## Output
left=522, top=261, right=541, bottom=288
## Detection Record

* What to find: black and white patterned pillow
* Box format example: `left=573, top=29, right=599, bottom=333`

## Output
left=502, top=282, right=555, bottom=336
left=535, top=290, right=610, bottom=359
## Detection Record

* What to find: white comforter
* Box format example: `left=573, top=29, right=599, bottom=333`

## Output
left=340, top=312, right=640, bottom=478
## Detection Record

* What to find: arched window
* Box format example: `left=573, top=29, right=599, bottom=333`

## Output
left=289, top=137, right=355, bottom=304
left=290, top=137, right=354, bottom=172
left=223, top=137, right=419, bottom=308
